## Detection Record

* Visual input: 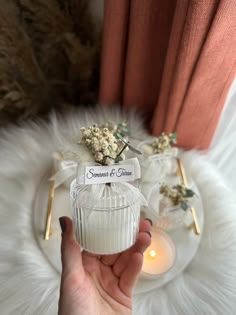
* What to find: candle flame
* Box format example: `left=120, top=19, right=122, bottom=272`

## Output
left=148, top=249, right=156, bottom=258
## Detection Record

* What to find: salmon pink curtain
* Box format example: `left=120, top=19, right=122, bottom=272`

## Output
left=99, top=0, right=236, bottom=149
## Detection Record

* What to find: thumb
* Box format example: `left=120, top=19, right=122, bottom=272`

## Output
left=59, top=216, right=83, bottom=276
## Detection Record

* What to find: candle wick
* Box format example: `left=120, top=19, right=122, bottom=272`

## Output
left=149, top=249, right=157, bottom=258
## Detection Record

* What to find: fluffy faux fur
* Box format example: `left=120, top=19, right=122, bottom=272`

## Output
left=0, top=0, right=101, bottom=125
left=0, top=107, right=236, bottom=315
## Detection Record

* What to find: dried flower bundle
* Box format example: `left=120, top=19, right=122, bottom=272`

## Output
left=80, top=124, right=129, bottom=165
left=160, top=183, right=195, bottom=211
left=151, top=132, right=177, bottom=154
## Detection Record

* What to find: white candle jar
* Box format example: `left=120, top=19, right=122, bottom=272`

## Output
left=143, top=186, right=192, bottom=231
left=141, top=228, right=176, bottom=278
left=71, top=180, right=143, bottom=255
left=137, top=139, right=178, bottom=187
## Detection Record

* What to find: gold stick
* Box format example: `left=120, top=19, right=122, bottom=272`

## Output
left=44, top=167, right=55, bottom=240
left=176, top=158, right=201, bottom=235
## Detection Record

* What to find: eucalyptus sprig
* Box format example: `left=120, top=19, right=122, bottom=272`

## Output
left=114, top=122, right=129, bottom=139
left=160, top=183, right=195, bottom=211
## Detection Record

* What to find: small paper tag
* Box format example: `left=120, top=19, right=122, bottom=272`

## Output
left=84, top=164, right=135, bottom=185
left=60, top=160, right=77, bottom=169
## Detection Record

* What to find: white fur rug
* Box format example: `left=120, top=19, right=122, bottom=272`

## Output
left=1, top=107, right=236, bottom=315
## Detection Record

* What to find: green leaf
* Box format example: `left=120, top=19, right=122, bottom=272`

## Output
left=184, top=189, right=195, bottom=198
left=116, top=123, right=130, bottom=137
left=120, top=128, right=129, bottom=136
left=114, top=132, right=122, bottom=139
left=170, top=132, right=177, bottom=143
left=180, top=201, right=188, bottom=211
left=115, top=156, right=123, bottom=163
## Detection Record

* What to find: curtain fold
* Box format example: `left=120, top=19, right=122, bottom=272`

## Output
left=99, top=0, right=236, bottom=149
left=99, top=0, right=176, bottom=111
left=122, top=0, right=176, bottom=112
left=99, top=1, right=130, bottom=104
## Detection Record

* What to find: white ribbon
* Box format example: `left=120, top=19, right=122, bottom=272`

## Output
left=50, top=160, right=79, bottom=188
left=51, top=157, right=141, bottom=188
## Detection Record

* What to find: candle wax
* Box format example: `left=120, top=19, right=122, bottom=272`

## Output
left=142, top=229, right=176, bottom=276
left=72, top=185, right=141, bottom=255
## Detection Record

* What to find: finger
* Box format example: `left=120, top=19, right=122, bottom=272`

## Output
left=60, top=216, right=83, bottom=276
left=119, top=252, right=143, bottom=297
left=139, top=218, right=152, bottom=232
left=113, top=231, right=151, bottom=277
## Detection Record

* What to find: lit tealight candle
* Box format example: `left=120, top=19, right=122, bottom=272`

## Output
left=149, top=249, right=157, bottom=259
left=142, top=228, right=176, bottom=277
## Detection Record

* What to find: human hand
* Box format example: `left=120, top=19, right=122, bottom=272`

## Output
left=58, top=217, right=152, bottom=315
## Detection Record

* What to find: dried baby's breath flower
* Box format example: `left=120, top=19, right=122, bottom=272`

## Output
left=94, top=152, right=103, bottom=162
left=103, top=156, right=113, bottom=165
left=102, top=148, right=110, bottom=156
left=101, top=140, right=109, bottom=150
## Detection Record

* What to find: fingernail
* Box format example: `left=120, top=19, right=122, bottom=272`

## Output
left=144, top=230, right=152, bottom=238
left=145, top=218, right=153, bottom=226
left=59, top=217, right=66, bottom=233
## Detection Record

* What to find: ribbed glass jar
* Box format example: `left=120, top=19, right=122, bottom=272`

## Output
left=71, top=180, right=141, bottom=255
